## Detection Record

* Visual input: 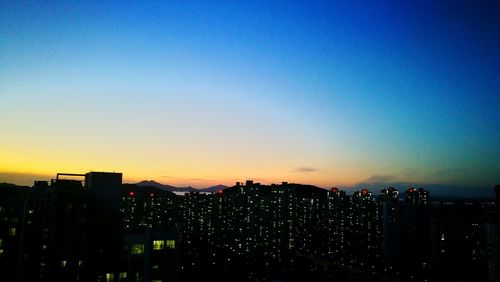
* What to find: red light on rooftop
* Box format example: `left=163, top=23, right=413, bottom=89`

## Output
left=331, top=187, right=339, bottom=193
left=149, top=193, right=154, bottom=197
left=129, top=191, right=135, bottom=196
left=216, top=190, right=223, bottom=194
left=361, top=189, right=369, bottom=195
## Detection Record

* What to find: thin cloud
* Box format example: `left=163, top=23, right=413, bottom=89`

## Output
left=292, top=167, right=318, bottom=173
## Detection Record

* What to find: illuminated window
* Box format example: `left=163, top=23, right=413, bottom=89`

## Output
left=166, top=240, right=175, bottom=249
left=119, top=272, right=127, bottom=279
left=0, top=238, right=3, bottom=247
left=8, top=228, right=16, bottom=236
left=130, top=244, right=144, bottom=255
left=153, top=240, right=165, bottom=250
left=61, top=260, right=67, bottom=268
left=106, top=273, right=115, bottom=282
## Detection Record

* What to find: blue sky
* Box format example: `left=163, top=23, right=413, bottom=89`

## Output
left=1, top=1, right=499, bottom=190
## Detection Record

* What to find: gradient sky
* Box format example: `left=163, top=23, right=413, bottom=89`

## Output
left=1, top=1, right=499, bottom=189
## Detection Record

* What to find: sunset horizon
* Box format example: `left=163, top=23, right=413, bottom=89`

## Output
left=1, top=2, right=498, bottom=194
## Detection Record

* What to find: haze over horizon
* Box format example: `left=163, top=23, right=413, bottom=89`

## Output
left=1, top=1, right=499, bottom=191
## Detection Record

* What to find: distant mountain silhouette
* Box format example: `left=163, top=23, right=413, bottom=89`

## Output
left=201, top=184, right=228, bottom=192
left=122, top=183, right=176, bottom=196
left=135, top=180, right=227, bottom=193
left=0, top=182, right=29, bottom=189
left=136, top=180, right=181, bottom=190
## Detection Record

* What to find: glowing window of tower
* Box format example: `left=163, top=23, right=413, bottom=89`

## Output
left=153, top=240, right=165, bottom=250
left=166, top=240, right=175, bottom=249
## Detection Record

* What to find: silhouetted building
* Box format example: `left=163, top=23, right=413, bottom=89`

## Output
left=121, top=231, right=179, bottom=282
left=430, top=200, right=495, bottom=281
left=380, top=187, right=399, bottom=203
left=405, top=187, right=429, bottom=205
left=381, top=187, right=431, bottom=279
left=120, top=185, right=178, bottom=231
left=0, top=184, right=30, bottom=282
left=2, top=175, right=497, bottom=282
left=350, top=189, right=381, bottom=264
left=84, top=172, right=122, bottom=210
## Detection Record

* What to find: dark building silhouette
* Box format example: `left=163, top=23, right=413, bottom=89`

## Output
left=430, top=198, right=499, bottom=282
left=122, top=231, right=179, bottom=282
left=84, top=172, right=122, bottom=210
left=0, top=177, right=94, bottom=281
left=0, top=172, right=179, bottom=282
left=381, top=187, right=432, bottom=280
left=0, top=184, right=30, bottom=282
left=350, top=189, right=381, bottom=264
left=405, top=187, right=429, bottom=205
left=0, top=174, right=497, bottom=281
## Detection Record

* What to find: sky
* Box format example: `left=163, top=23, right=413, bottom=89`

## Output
left=1, top=1, right=499, bottom=191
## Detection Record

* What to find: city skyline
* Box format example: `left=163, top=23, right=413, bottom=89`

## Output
left=1, top=1, right=499, bottom=190
left=0, top=170, right=495, bottom=199
left=1, top=171, right=497, bottom=281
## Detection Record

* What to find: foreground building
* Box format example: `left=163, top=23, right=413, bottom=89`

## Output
left=0, top=172, right=179, bottom=282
